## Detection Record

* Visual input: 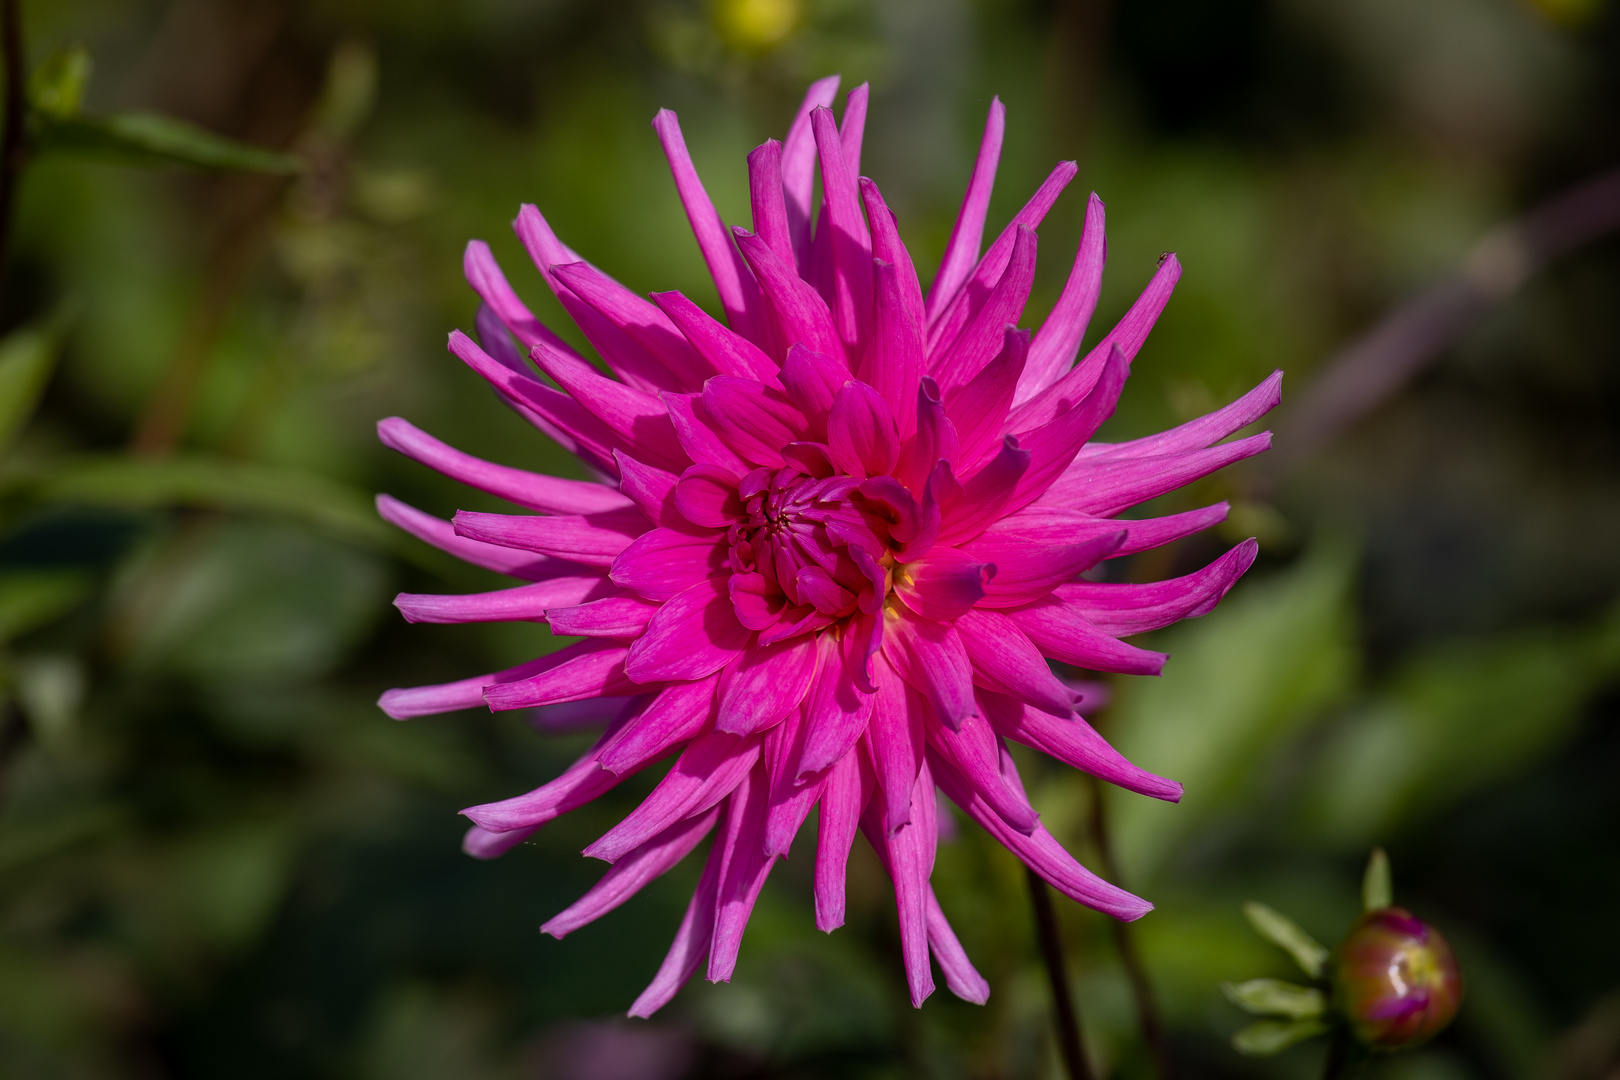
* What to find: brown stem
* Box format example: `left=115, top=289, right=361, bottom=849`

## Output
left=0, top=0, right=27, bottom=297
left=1027, top=865, right=1095, bottom=1080
left=1321, top=1029, right=1352, bottom=1080
left=1266, top=164, right=1620, bottom=481
left=1087, top=774, right=1175, bottom=1080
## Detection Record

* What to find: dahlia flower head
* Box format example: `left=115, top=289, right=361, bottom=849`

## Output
left=377, top=76, right=1279, bottom=1016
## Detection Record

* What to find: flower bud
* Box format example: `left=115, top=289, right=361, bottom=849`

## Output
left=1332, top=907, right=1462, bottom=1049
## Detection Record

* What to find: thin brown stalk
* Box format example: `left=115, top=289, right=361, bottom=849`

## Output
left=0, top=0, right=28, bottom=295
left=1028, top=866, right=1095, bottom=1080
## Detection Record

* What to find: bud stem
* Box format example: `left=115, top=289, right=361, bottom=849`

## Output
left=1027, top=866, right=1094, bottom=1080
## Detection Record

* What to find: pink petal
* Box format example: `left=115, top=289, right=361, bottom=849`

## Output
left=930, top=225, right=1038, bottom=396
left=980, top=690, right=1181, bottom=802
left=859, top=758, right=937, bottom=1007
left=378, top=417, right=631, bottom=516
left=652, top=108, right=762, bottom=344
left=701, top=376, right=810, bottom=467
left=394, top=577, right=611, bottom=624
left=860, top=176, right=924, bottom=330
left=627, top=825, right=725, bottom=1018
left=747, top=139, right=795, bottom=271
left=962, top=529, right=1125, bottom=608
left=1042, top=433, right=1271, bottom=517
left=927, top=888, right=990, bottom=1004
left=762, top=704, right=822, bottom=857
left=925, top=706, right=1039, bottom=834
left=673, top=464, right=745, bottom=528
left=926, top=97, right=1004, bottom=324
left=781, top=75, right=842, bottom=272
left=779, top=344, right=847, bottom=434
left=708, top=761, right=777, bottom=983
left=810, top=106, right=872, bottom=354
left=652, top=290, right=780, bottom=385
left=526, top=334, right=691, bottom=472
left=482, top=640, right=636, bottom=711
left=896, top=378, right=960, bottom=494
left=894, top=547, right=991, bottom=622
left=546, top=596, right=661, bottom=639
left=869, top=659, right=927, bottom=833
left=609, top=527, right=726, bottom=601
left=613, top=450, right=680, bottom=526
left=543, top=805, right=721, bottom=939
left=839, top=82, right=869, bottom=178
left=587, top=731, right=762, bottom=863
left=797, top=633, right=876, bottom=778
left=1056, top=538, right=1258, bottom=636
left=1008, top=599, right=1168, bottom=675
left=463, top=239, right=593, bottom=368
left=452, top=508, right=646, bottom=568
left=814, top=747, right=874, bottom=932
left=861, top=259, right=926, bottom=441
left=462, top=744, right=625, bottom=833
left=882, top=608, right=976, bottom=729
left=378, top=648, right=582, bottom=720
left=549, top=263, right=715, bottom=394
left=935, top=438, right=1030, bottom=546
left=376, top=494, right=557, bottom=581
left=1082, top=370, right=1283, bottom=461
left=662, top=392, right=751, bottom=474
left=733, top=227, right=847, bottom=365
left=944, top=326, right=1029, bottom=471
left=715, top=636, right=819, bottom=736
left=625, top=576, right=753, bottom=683
left=463, top=824, right=537, bottom=860
left=827, top=380, right=900, bottom=478
left=598, top=675, right=719, bottom=775
left=1003, top=345, right=1129, bottom=516
left=955, top=609, right=1075, bottom=717
left=1016, top=192, right=1107, bottom=407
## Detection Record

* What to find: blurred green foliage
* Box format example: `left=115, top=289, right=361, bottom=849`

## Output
left=0, top=0, right=1616, bottom=1078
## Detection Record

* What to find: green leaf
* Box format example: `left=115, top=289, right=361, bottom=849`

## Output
left=1222, top=978, right=1327, bottom=1019
left=0, top=322, right=65, bottom=456
left=0, top=571, right=93, bottom=643
left=1231, top=1019, right=1331, bottom=1057
left=33, top=111, right=302, bottom=173
left=1243, top=901, right=1330, bottom=979
left=17, top=455, right=390, bottom=550
left=1363, top=848, right=1393, bottom=910
left=28, top=46, right=93, bottom=119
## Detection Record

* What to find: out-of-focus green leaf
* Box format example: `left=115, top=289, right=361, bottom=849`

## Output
left=1109, top=539, right=1359, bottom=880
left=1363, top=848, right=1393, bottom=910
left=0, top=324, right=65, bottom=457
left=1244, top=902, right=1330, bottom=979
left=17, top=455, right=391, bottom=550
left=1231, top=1018, right=1330, bottom=1056
left=0, top=806, right=122, bottom=877
left=28, top=47, right=92, bottom=119
left=1303, top=600, right=1620, bottom=845
left=0, top=572, right=92, bottom=643
left=33, top=111, right=302, bottom=173
left=1222, top=978, right=1327, bottom=1018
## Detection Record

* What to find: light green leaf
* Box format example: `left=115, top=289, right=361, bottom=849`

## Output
left=18, top=455, right=390, bottom=550
left=34, top=111, right=302, bottom=173
left=0, top=571, right=93, bottom=643
left=28, top=46, right=92, bottom=119
left=1232, top=1018, right=1330, bottom=1056
left=1222, top=978, right=1327, bottom=1019
left=1243, top=901, right=1330, bottom=979
left=0, top=323, right=65, bottom=456
left=1363, top=848, right=1393, bottom=910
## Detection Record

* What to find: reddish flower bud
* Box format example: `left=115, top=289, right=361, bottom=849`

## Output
left=1332, top=907, right=1462, bottom=1049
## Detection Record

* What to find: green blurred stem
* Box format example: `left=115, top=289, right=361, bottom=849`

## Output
left=1028, top=866, right=1095, bottom=1080
left=1322, top=1029, right=1352, bottom=1080
left=0, top=0, right=26, bottom=293
left=1088, top=774, right=1175, bottom=1080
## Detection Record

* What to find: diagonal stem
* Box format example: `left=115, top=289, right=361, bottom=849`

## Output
left=1027, top=865, right=1094, bottom=1080
left=0, top=0, right=27, bottom=298
left=1088, top=774, right=1175, bottom=1080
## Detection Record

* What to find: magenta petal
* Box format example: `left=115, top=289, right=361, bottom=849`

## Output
left=463, top=239, right=575, bottom=357
left=781, top=75, right=842, bottom=271
left=733, top=228, right=847, bottom=364
left=827, top=380, right=900, bottom=479
left=379, top=417, right=630, bottom=516
left=883, top=609, right=977, bottom=729
left=930, top=225, right=1038, bottom=396
left=379, top=648, right=579, bottom=719
left=661, top=392, right=751, bottom=474
left=526, top=334, right=691, bottom=472
left=448, top=331, right=622, bottom=470
left=482, top=640, right=635, bottom=711
left=597, top=675, right=718, bottom=775
left=1057, top=538, right=1258, bottom=636
left=981, top=690, right=1181, bottom=802
left=797, top=635, right=876, bottom=778
left=926, top=706, right=1039, bottom=834
left=1004, top=345, right=1129, bottom=516
left=701, top=376, right=810, bottom=467
left=860, top=179, right=924, bottom=334
left=762, top=705, right=822, bottom=857
left=810, top=106, right=873, bottom=354
left=452, top=508, right=645, bottom=568
left=715, top=636, right=819, bottom=736
left=544, top=805, right=721, bottom=939
left=927, top=888, right=991, bottom=1004
left=955, top=609, right=1075, bottom=717
left=861, top=260, right=926, bottom=442
left=963, top=529, right=1124, bottom=608
left=944, top=326, right=1029, bottom=471
left=1043, top=433, right=1272, bottom=517
left=549, top=261, right=713, bottom=392
left=586, top=730, right=762, bottom=863
left=1085, top=370, right=1282, bottom=462
left=625, top=576, right=753, bottom=683
left=463, top=824, right=537, bottom=860
left=674, top=464, right=745, bottom=528
left=1008, top=599, right=1169, bottom=676
left=747, top=139, right=795, bottom=271
left=708, top=761, right=777, bottom=983
left=779, top=345, right=847, bottom=433
left=627, top=824, right=725, bottom=1018
left=869, top=660, right=926, bottom=833
left=652, top=290, right=781, bottom=386
left=859, top=757, right=937, bottom=1007
left=613, top=450, right=680, bottom=526
left=936, top=437, right=1030, bottom=545
left=1016, top=192, right=1107, bottom=407
left=462, top=749, right=623, bottom=833
left=610, top=527, right=726, bottom=601
left=896, top=378, right=960, bottom=494
left=546, top=596, right=660, bottom=639
left=394, top=577, right=610, bottom=624
left=926, top=97, right=1004, bottom=325
left=814, top=746, right=874, bottom=932
left=377, top=495, right=557, bottom=581
left=652, top=108, right=762, bottom=344
left=895, top=547, right=991, bottom=622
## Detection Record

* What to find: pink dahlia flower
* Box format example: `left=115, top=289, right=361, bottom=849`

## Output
left=377, top=76, right=1279, bottom=1016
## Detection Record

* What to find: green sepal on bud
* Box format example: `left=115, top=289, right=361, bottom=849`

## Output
left=1223, top=978, right=1327, bottom=1020
left=1232, top=1019, right=1331, bottom=1057
left=1243, top=901, right=1330, bottom=979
